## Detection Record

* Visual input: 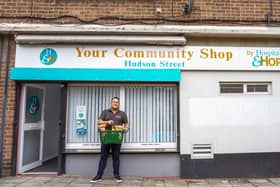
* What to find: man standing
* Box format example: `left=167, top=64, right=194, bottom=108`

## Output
left=91, top=97, right=129, bottom=183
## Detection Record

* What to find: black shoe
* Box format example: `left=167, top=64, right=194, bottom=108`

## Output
left=114, top=175, right=123, bottom=183
left=90, top=176, right=102, bottom=183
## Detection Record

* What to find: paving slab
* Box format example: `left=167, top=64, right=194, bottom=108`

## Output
left=122, top=178, right=143, bottom=186
left=59, top=174, right=81, bottom=178
left=71, top=176, right=93, bottom=184
left=229, top=179, right=249, bottom=184
left=15, top=183, right=41, bottom=187
left=248, top=179, right=271, bottom=183
left=92, top=183, right=117, bottom=187
left=48, top=176, right=75, bottom=183
left=40, top=183, right=69, bottom=187
left=269, top=178, right=280, bottom=185
left=0, top=176, right=32, bottom=184
left=228, top=179, right=253, bottom=187
left=165, top=179, right=188, bottom=187
left=125, top=177, right=143, bottom=180
left=89, top=179, right=133, bottom=186
left=189, top=184, right=211, bottom=187
left=67, top=184, right=93, bottom=187
left=257, top=184, right=279, bottom=187
left=0, top=184, right=17, bottom=187
left=187, top=179, right=210, bottom=187
left=248, top=179, right=275, bottom=186
left=142, top=179, right=165, bottom=187
left=210, top=185, right=233, bottom=187
left=187, top=179, right=209, bottom=184
left=26, top=176, right=53, bottom=183
left=0, top=175, right=279, bottom=187
left=232, top=184, right=254, bottom=187
left=97, top=179, right=120, bottom=185
left=209, top=181, right=232, bottom=187
left=117, top=183, right=142, bottom=187
left=122, top=179, right=142, bottom=183
left=207, top=179, right=232, bottom=186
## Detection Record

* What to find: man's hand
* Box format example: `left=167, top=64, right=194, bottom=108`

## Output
left=108, top=120, right=114, bottom=125
left=124, top=123, right=129, bottom=133
left=98, top=123, right=106, bottom=131
left=124, top=127, right=129, bottom=133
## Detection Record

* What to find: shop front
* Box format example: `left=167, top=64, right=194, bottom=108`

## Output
left=12, top=38, right=182, bottom=176
left=10, top=34, right=280, bottom=177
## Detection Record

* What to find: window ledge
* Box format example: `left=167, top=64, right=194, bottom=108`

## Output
left=65, top=143, right=177, bottom=153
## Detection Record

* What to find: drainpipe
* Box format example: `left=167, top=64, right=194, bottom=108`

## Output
left=0, top=35, right=2, bottom=177
left=0, top=35, right=11, bottom=177
left=11, top=83, right=21, bottom=176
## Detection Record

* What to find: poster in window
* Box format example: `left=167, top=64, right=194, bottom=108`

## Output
left=76, top=105, right=87, bottom=135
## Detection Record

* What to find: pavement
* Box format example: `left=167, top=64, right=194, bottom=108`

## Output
left=0, top=175, right=280, bottom=187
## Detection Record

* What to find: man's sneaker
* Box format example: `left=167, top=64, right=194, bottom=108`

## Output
left=114, top=176, right=123, bottom=183
left=90, top=176, right=102, bottom=183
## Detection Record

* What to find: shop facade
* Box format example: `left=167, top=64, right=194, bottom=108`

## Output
left=5, top=29, right=279, bottom=178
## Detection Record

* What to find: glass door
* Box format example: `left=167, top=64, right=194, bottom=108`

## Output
left=18, top=84, right=45, bottom=173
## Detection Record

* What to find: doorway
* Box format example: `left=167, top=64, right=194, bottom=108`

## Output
left=17, top=83, right=62, bottom=174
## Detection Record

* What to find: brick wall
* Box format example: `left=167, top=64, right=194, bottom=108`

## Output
left=0, top=35, right=16, bottom=176
left=0, top=0, right=279, bottom=26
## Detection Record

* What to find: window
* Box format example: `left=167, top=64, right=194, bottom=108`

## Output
left=66, top=86, right=120, bottom=145
left=66, top=84, right=178, bottom=151
left=220, top=82, right=271, bottom=95
left=124, top=86, right=177, bottom=144
left=247, top=84, right=269, bottom=93
left=220, top=83, right=243, bottom=94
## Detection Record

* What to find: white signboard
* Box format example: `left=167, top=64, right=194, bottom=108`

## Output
left=15, top=45, right=280, bottom=70
left=76, top=105, right=87, bottom=120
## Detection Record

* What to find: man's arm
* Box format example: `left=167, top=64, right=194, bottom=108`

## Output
left=124, top=123, right=129, bottom=133
left=123, top=113, right=129, bottom=133
left=97, top=119, right=113, bottom=131
left=97, top=110, right=113, bottom=130
left=97, top=119, right=113, bottom=125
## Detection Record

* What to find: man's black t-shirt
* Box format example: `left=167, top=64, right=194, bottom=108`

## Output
left=98, top=109, right=128, bottom=127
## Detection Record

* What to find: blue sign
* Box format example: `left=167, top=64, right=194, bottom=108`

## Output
left=76, top=119, right=87, bottom=136
left=27, top=96, right=40, bottom=116
left=40, top=48, right=57, bottom=65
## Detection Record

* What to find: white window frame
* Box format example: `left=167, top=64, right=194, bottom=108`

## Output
left=65, top=83, right=178, bottom=153
left=219, top=82, right=272, bottom=95
left=245, top=82, right=272, bottom=95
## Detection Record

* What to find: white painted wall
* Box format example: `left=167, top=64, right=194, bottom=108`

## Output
left=180, top=71, right=280, bottom=154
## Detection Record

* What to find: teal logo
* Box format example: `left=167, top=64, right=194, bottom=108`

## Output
left=27, top=96, right=40, bottom=115
left=40, top=48, right=57, bottom=65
